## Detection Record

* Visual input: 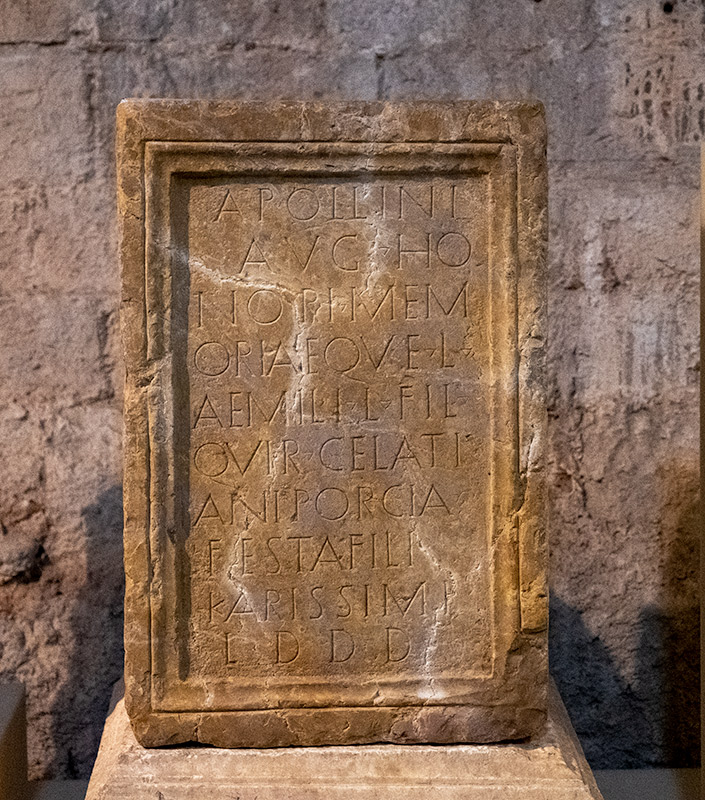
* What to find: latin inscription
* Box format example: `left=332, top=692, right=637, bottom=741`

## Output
left=181, top=175, right=494, bottom=682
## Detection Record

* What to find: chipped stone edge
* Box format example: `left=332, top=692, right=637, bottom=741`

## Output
left=116, top=100, right=548, bottom=748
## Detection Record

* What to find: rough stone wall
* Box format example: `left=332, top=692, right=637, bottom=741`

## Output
left=0, top=0, right=699, bottom=779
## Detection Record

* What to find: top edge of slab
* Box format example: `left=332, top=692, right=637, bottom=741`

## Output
left=116, top=99, right=546, bottom=113
left=115, top=99, right=546, bottom=148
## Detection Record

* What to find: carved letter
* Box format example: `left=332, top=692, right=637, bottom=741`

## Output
left=329, top=629, right=355, bottom=662
left=385, top=627, right=410, bottom=662
left=275, top=630, right=300, bottom=663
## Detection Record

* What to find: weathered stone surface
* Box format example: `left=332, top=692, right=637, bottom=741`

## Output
left=0, top=0, right=72, bottom=44
left=85, top=680, right=603, bottom=800
left=118, top=100, right=547, bottom=747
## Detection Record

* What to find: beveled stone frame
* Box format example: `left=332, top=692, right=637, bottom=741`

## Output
left=117, top=101, right=547, bottom=747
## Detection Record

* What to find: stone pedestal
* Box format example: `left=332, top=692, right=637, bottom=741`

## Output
left=86, top=680, right=603, bottom=800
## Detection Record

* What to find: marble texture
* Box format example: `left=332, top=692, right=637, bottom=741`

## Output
left=117, top=100, right=547, bottom=748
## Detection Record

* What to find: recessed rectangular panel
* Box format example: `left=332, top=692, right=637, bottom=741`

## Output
left=118, top=103, right=547, bottom=748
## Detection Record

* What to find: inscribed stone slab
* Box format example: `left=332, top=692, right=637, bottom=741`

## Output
left=117, top=101, right=548, bottom=747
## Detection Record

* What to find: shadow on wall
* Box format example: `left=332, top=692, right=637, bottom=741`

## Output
left=48, top=484, right=124, bottom=778
left=551, top=593, right=652, bottom=768
left=636, top=460, right=700, bottom=766
left=551, top=462, right=700, bottom=769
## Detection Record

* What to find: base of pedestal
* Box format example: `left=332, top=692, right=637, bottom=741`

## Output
left=86, top=679, right=603, bottom=800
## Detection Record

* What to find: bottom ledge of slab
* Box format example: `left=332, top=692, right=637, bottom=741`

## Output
left=86, top=678, right=603, bottom=800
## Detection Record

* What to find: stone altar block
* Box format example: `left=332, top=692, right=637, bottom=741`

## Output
left=117, top=99, right=549, bottom=750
